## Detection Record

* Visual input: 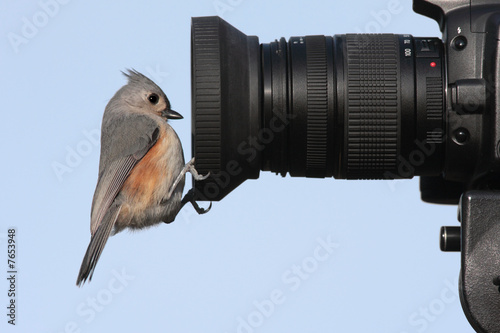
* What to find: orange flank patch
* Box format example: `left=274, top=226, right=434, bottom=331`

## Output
left=121, top=132, right=168, bottom=207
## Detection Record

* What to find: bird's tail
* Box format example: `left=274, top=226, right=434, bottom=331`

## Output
left=76, top=204, right=122, bottom=286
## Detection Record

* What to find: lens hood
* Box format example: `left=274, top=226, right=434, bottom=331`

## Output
left=191, top=16, right=260, bottom=201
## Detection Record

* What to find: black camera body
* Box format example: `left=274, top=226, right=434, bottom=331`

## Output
left=416, top=0, right=500, bottom=204
left=190, top=1, right=500, bottom=332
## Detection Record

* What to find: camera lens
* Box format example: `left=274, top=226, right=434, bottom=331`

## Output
left=191, top=16, right=445, bottom=201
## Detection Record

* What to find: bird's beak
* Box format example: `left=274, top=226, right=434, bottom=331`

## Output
left=162, top=109, right=183, bottom=120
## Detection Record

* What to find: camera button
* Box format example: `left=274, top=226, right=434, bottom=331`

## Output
left=452, top=36, right=467, bottom=50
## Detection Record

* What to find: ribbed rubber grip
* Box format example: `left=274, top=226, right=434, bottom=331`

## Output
left=425, top=77, right=443, bottom=144
left=192, top=18, right=222, bottom=174
left=306, top=36, right=329, bottom=177
left=345, top=34, right=399, bottom=179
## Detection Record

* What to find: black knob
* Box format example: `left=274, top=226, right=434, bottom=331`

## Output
left=452, top=36, right=467, bottom=50
left=453, top=128, right=469, bottom=144
left=440, top=226, right=461, bottom=252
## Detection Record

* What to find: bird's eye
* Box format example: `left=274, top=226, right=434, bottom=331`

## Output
left=148, top=93, right=159, bottom=105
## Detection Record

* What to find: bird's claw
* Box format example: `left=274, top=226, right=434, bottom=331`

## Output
left=181, top=188, right=212, bottom=215
left=191, top=200, right=212, bottom=214
left=187, top=157, right=210, bottom=181
left=193, top=171, right=210, bottom=181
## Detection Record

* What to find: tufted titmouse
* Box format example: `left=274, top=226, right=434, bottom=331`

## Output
left=76, top=69, right=209, bottom=286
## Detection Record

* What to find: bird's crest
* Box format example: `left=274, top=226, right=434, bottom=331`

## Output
left=121, top=68, right=159, bottom=89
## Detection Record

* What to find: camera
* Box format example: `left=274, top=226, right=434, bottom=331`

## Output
left=190, top=1, right=500, bottom=332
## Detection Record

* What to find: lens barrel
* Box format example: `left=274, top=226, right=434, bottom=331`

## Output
left=191, top=16, right=445, bottom=201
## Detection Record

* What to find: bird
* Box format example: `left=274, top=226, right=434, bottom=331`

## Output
left=76, top=69, right=209, bottom=286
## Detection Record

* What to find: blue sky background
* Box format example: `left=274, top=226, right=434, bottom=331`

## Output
left=1, top=0, right=474, bottom=332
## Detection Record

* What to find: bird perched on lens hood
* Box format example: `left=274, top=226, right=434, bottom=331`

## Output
left=76, top=69, right=209, bottom=286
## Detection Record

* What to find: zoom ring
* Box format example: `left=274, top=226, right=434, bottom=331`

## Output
left=345, top=34, right=399, bottom=179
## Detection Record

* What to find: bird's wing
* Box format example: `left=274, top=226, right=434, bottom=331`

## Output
left=90, top=113, right=160, bottom=235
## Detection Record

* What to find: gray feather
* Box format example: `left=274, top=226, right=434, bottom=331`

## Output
left=77, top=204, right=122, bottom=286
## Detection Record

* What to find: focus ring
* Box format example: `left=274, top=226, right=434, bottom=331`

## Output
left=305, top=36, right=329, bottom=177
left=345, top=34, right=399, bottom=179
